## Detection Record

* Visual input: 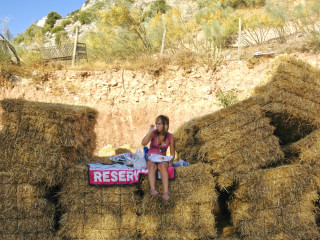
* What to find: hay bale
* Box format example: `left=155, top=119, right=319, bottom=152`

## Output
left=58, top=164, right=141, bottom=240
left=229, top=164, right=320, bottom=240
left=254, top=54, right=320, bottom=144
left=0, top=99, right=98, bottom=186
left=0, top=172, right=55, bottom=240
left=284, top=128, right=320, bottom=165
left=138, top=163, right=218, bottom=240
left=174, top=97, right=283, bottom=189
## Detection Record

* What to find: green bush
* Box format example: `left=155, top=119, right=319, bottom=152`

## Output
left=77, top=10, right=95, bottom=24
left=69, top=9, right=80, bottom=17
left=12, top=35, right=24, bottom=44
left=215, top=89, right=238, bottom=108
left=0, top=47, right=11, bottom=66
left=61, top=19, right=72, bottom=27
left=197, top=0, right=265, bottom=9
left=45, top=11, right=62, bottom=29
left=55, top=31, right=68, bottom=45
left=150, top=0, right=171, bottom=15
left=22, top=24, right=43, bottom=43
left=303, top=35, right=320, bottom=52
left=197, top=2, right=239, bottom=47
left=51, top=26, right=65, bottom=34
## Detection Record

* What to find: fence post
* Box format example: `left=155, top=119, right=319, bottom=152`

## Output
left=160, top=14, right=167, bottom=55
left=238, top=18, right=242, bottom=60
left=72, top=26, right=79, bottom=67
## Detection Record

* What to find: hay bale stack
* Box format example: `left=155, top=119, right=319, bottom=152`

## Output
left=229, top=163, right=320, bottom=240
left=254, top=55, right=320, bottom=144
left=0, top=172, right=55, bottom=240
left=284, top=128, right=320, bottom=165
left=58, top=164, right=141, bottom=240
left=138, top=163, right=218, bottom=240
left=0, top=99, right=98, bottom=186
left=174, top=97, right=283, bottom=189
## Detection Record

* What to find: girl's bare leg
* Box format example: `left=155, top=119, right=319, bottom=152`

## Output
left=158, top=162, right=169, bottom=200
left=147, top=161, right=158, bottom=195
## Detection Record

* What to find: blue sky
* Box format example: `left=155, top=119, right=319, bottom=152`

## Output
left=0, top=0, right=86, bottom=37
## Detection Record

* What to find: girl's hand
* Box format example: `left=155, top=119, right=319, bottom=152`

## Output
left=149, top=125, right=155, bottom=133
left=169, top=162, right=172, bottom=167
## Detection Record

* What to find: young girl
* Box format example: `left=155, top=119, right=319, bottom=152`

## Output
left=141, top=115, right=175, bottom=200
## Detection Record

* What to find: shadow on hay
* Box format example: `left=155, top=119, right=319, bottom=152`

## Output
left=265, top=111, right=316, bottom=147
left=44, top=185, right=62, bottom=233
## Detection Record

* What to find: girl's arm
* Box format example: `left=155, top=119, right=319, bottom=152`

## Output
left=169, top=136, right=175, bottom=167
left=141, top=125, right=154, bottom=146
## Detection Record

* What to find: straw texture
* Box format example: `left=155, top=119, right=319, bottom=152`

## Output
left=229, top=163, right=320, bottom=240
left=0, top=172, right=55, bottom=240
left=174, top=97, right=283, bottom=189
left=0, top=99, right=98, bottom=187
left=58, top=164, right=141, bottom=240
left=254, top=54, right=320, bottom=141
left=138, top=163, right=218, bottom=240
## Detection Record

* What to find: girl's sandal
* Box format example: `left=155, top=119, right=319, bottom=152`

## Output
left=163, top=192, right=170, bottom=201
left=151, top=189, right=159, bottom=196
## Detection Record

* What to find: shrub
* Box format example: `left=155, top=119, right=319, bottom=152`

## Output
left=55, top=31, right=68, bottom=45
left=215, top=89, right=238, bottom=108
left=61, top=19, right=72, bottom=27
left=12, top=35, right=24, bottom=44
left=51, top=26, right=65, bottom=34
left=45, top=11, right=62, bottom=29
left=78, top=10, right=95, bottom=24
left=0, top=46, right=11, bottom=66
left=242, top=11, right=276, bottom=44
left=173, top=49, right=197, bottom=69
left=21, top=24, right=44, bottom=43
left=302, top=35, right=320, bottom=52
left=197, top=0, right=265, bottom=9
left=147, top=9, right=194, bottom=51
left=265, top=1, right=291, bottom=43
left=196, top=2, right=239, bottom=46
left=151, top=0, right=171, bottom=15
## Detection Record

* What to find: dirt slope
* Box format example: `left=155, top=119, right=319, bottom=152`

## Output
left=1, top=52, right=319, bottom=153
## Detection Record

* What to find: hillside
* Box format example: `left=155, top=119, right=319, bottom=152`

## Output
left=3, top=0, right=320, bottom=152
left=1, top=49, right=319, bottom=153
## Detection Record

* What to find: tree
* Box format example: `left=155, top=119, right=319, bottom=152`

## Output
left=1, top=17, right=13, bottom=41
left=103, top=2, right=152, bottom=51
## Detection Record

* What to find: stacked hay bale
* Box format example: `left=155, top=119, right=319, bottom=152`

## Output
left=138, top=163, right=218, bottom=240
left=0, top=99, right=98, bottom=239
left=0, top=99, right=98, bottom=186
left=254, top=54, right=320, bottom=145
left=58, top=164, right=141, bottom=240
left=284, top=128, right=320, bottom=164
left=229, top=163, right=320, bottom=239
left=174, top=97, right=283, bottom=189
left=0, top=172, right=55, bottom=240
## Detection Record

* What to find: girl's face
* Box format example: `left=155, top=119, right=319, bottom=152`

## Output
left=156, top=119, right=164, bottom=132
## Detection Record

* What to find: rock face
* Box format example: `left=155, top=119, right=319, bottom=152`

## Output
left=80, top=0, right=100, bottom=11
left=35, top=16, right=47, bottom=27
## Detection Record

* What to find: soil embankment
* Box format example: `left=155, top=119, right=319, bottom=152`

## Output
left=1, top=52, right=319, bottom=152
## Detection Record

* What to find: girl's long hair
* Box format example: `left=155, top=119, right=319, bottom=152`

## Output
left=156, top=115, right=169, bottom=140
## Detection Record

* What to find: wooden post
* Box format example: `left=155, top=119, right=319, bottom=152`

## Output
left=160, top=15, right=167, bottom=55
left=238, top=18, right=242, bottom=60
left=72, top=26, right=79, bottom=67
